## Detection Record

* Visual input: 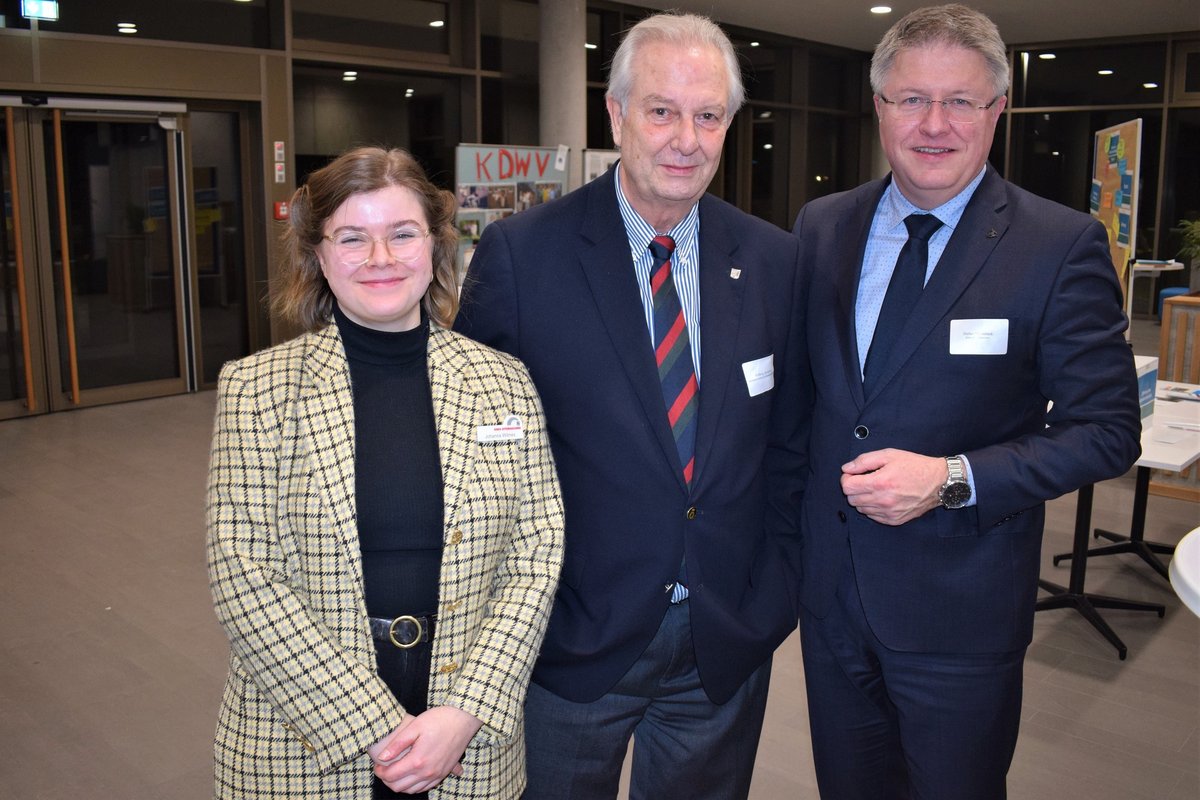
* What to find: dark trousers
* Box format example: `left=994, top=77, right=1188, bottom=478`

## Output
left=800, top=558, right=1026, bottom=800
left=522, top=601, right=772, bottom=800
left=372, top=637, right=433, bottom=800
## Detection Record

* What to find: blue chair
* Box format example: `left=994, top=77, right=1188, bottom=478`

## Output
left=1159, top=286, right=1190, bottom=319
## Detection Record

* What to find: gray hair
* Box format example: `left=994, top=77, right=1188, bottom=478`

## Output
left=607, top=12, right=745, bottom=120
left=870, top=4, right=1010, bottom=99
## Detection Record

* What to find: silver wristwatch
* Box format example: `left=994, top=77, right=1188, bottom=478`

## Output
left=938, top=455, right=971, bottom=509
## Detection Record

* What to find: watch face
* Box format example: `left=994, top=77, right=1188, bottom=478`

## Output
left=940, top=481, right=972, bottom=509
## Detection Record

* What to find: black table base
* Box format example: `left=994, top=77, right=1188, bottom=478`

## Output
left=1053, top=466, right=1174, bottom=581
left=1036, top=484, right=1165, bottom=660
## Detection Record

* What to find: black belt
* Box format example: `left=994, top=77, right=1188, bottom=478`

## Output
left=367, top=614, right=435, bottom=649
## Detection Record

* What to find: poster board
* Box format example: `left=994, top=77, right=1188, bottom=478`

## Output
left=454, top=144, right=569, bottom=275
left=1089, top=119, right=1141, bottom=318
left=583, top=149, right=620, bottom=183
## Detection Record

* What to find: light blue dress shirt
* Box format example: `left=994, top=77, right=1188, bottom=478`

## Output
left=855, top=167, right=988, bottom=503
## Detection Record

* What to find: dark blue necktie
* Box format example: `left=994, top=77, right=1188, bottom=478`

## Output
left=863, top=213, right=943, bottom=395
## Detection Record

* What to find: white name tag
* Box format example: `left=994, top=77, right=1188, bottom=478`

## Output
left=742, top=354, right=775, bottom=397
left=950, top=319, right=1008, bottom=355
left=477, top=415, right=525, bottom=442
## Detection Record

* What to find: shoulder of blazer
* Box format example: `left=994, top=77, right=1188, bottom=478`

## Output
left=429, top=326, right=530, bottom=386
left=217, top=324, right=346, bottom=409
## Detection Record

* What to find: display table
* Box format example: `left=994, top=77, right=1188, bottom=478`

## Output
left=1127, top=260, right=1183, bottom=318
left=1038, top=382, right=1200, bottom=658
left=1170, top=527, right=1200, bottom=618
left=1055, top=383, right=1200, bottom=580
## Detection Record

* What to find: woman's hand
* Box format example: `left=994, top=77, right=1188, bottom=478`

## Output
left=370, top=706, right=484, bottom=794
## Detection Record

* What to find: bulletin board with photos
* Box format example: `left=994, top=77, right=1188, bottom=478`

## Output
left=1089, top=118, right=1142, bottom=305
left=454, top=144, right=569, bottom=280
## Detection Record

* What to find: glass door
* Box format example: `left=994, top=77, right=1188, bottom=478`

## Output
left=1, top=98, right=190, bottom=418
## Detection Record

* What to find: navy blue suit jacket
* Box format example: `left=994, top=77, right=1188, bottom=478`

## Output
left=792, top=166, right=1141, bottom=653
left=455, top=167, right=808, bottom=703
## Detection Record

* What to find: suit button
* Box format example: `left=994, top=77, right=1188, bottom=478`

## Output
left=449, top=529, right=463, bottom=544
left=838, top=511, right=847, bottom=522
left=439, top=662, right=459, bottom=674
left=686, top=506, right=697, bottom=520
left=854, top=425, right=869, bottom=439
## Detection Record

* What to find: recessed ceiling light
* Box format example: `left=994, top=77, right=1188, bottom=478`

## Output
left=1097, top=69, right=1114, bottom=75
left=1051, top=151, right=1060, bottom=156
left=1143, top=82, right=1159, bottom=89
left=763, top=143, right=773, bottom=150
left=429, top=20, right=444, bottom=28
left=117, top=22, right=137, bottom=34
left=815, top=175, right=824, bottom=182
left=584, top=43, right=597, bottom=50
left=870, top=6, right=893, bottom=14
left=1038, top=53, right=1056, bottom=60
left=759, top=111, right=772, bottom=119
left=750, top=41, right=760, bottom=47
left=343, top=70, right=357, bottom=77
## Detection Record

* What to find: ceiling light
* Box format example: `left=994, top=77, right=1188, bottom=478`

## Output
left=1038, top=53, right=1056, bottom=60
left=1051, top=151, right=1060, bottom=156
left=763, top=143, right=773, bottom=150
left=1143, top=82, right=1158, bottom=89
left=870, top=6, right=892, bottom=14
left=429, top=20, right=444, bottom=28
left=759, top=111, right=772, bottom=118
left=117, top=22, right=138, bottom=34
left=749, top=41, right=760, bottom=47
left=342, top=71, right=357, bottom=82
left=584, top=43, right=597, bottom=50
left=1097, top=69, right=1113, bottom=75
left=815, top=176, right=824, bottom=182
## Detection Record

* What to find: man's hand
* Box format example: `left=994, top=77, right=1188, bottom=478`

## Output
left=370, top=706, right=484, bottom=794
left=840, top=448, right=947, bottom=526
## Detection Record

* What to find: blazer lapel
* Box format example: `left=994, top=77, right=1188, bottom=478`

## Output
left=297, top=325, right=362, bottom=562
left=692, top=199, right=744, bottom=489
left=577, top=174, right=684, bottom=485
left=427, top=328, right=477, bottom=525
left=866, top=167, right=1010, bottom=399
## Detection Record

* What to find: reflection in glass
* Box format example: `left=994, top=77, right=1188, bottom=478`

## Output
left=0, top=113, right=27, bottom=404
left=43, top=118, right=181, bottom=392
left=1013, top=44, right=1167, bottom=107
left=191, top=111, right=249, bottom=385
left=293, top=0, right=447, bottom=54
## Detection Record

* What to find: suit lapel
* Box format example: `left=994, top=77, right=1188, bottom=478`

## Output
left=297, top=325, right=362, bottom=562
left=577, top=174, right=684, bottom=486
left=692, top=198, right=744, bottom=489
left=866, top=167, right=1010, bottom=399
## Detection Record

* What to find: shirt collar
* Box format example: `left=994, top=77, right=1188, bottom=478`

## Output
left=882, top=165, right=988, bottom=233
left=614, top=161, right=700, bottom=259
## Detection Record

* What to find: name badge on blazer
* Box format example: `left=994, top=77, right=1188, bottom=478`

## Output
left=742, top=354, right=774, bottom=397
left=477, top=415, right=524, bottom=442
left=949, top=319, right=1009, bottom=355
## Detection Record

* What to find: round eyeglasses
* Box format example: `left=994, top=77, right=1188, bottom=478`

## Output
left=877, top=94, right=1002, bottom=124
left=323, top=226, right=431, bottom=266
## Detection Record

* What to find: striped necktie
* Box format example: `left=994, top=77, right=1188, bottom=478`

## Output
left=649, top=235, right=698, bottom=486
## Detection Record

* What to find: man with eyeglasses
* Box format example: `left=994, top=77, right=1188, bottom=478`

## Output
left=790, top=5, right=1140, bottom=798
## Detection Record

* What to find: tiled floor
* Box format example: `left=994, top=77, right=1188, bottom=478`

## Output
left=0, top=317, right=1196, bottom=799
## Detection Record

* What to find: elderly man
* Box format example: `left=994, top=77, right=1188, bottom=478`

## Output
left=455, top=12, right=807, bottom=800
left=791, top=5, right=1141, bottom=798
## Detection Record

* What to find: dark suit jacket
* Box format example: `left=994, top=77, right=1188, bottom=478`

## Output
left=455, top=167, right=808, bottom=703
left=792, top=166, right=1141, bottom=654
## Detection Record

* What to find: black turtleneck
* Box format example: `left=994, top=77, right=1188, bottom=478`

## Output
left=333, top=303, right=443, bottom=619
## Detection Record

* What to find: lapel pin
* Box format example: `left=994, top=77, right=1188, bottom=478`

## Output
left=986, top=228, right=998, bottom=239
left=730, top=268, right=742, bottom=280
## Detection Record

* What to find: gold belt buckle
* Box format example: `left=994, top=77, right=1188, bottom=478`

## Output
left=388, top=615, right=423, bottom=649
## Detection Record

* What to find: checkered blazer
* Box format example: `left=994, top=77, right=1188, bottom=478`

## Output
left=206, top=323, right=564, bottom=799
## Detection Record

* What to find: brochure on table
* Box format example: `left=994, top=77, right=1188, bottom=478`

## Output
left=454, top=144, right=570, bottom=282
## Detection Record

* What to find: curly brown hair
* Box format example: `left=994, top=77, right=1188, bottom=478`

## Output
left=272, top=146, right=460, bottom=331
